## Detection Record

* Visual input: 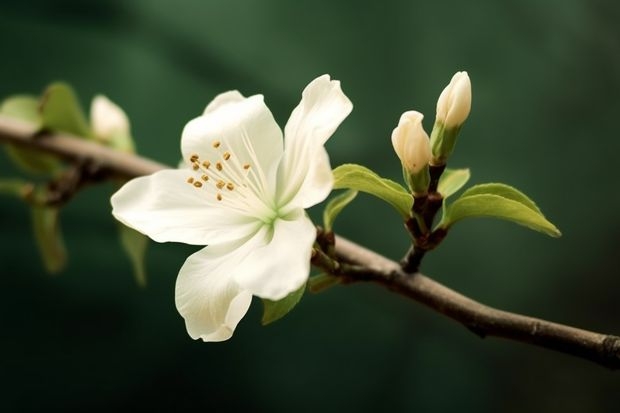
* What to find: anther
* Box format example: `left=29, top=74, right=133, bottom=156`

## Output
left=216, top=180, right=225, bottom=189
left=217, top=193, right=223, bottom=201
left=201, top=175, right=209, bottom=181
left=190, top=154, right=199, bottom=163
left=202, top=161, right=211, bottom=169
left=187, top=177, right=194, bottom=184
left=216, top=162, right=223, bottom=171
left=226, top=182, right=234, bottom=191
left=223, top=151, right=231, bottom=160
left=243, top=163, right=251, bottom=170
left=193, top=181, right=203, bottom=188
left=212, top=140, right=221, bottom=148
left=192, top=163, right=199, bottom=171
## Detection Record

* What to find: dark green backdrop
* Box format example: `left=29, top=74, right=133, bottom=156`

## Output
left=1, top=1, right=619, bottom=411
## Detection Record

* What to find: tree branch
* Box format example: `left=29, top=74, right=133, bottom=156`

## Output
left=1, top=114, right=619, bottom=369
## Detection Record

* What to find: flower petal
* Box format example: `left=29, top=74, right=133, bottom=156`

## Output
left=175, top=243, right=253, bottom=342
left=203, top=90, right=245, bottom=115
left=277, top=75, right=353, bottom=208
left=181, top=94, right=283, bottom=196
left=111, top=169, right=261, bottom=245
left=234, top=210, right=316, bottom=300
left=90, top=95, right=130, bottom=140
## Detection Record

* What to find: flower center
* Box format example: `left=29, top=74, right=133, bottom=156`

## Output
left=184, top=139, right=276, bottom=222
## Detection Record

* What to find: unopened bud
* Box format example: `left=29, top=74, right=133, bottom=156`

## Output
left=435, top=71, right=471, bottom=129
left=391, top=111, right=431, bottom=194
left=90, top=95, right=134, bottom=152
left=431, top=71, right=472, bottom=165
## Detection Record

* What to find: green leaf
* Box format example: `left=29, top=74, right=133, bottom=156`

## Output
left=261, top=283, right=306, bottom=326
left=0, top=178, right=32, bottom=198
left=307, top=273, right=342, bottom=293
left=459, top=183, right=542, bottom=214
left=441, top=187, right=561, bottom=237
left=333, top=164, right=412, bottom=218
left=31, top=205, right=67, bottom=274
left=119, top=224, right=149, bottom=287
left=1, top=96, right=63, bottom=175
left=437, top=168, right=470, bottom=199
left=323, top=189, right=358, bottom=232
left=39, top=82, right=92, bottom=138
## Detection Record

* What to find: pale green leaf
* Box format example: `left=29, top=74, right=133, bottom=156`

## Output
left=437, top=168, right=470, bottom=199
left=323, top=189, right=358, bottom=232
left=31, top=206, right=67, bottom=274
left=40, top=82, right=92, bottom=138
left=261, top=283, right=306, bottom=326
left=460, top=183, right=542, bottom=214
left=1, top=96, right=62, bottom=175
left=442, top=193, right=561, bottom=237
left=119, top=224, right=149, bottom=287
left=333, top=164, right=412, bottom=218
left=307, top=273, right=342, bottom=293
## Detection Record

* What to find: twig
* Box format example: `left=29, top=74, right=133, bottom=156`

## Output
left=1, top=114, right=618, bottom=369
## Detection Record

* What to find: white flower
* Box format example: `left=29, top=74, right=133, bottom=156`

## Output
left=391, top=111, right=431, bottom=174
left=111, top=75, right=352, bottom=341
left=436, top=71, right=471, bottom=129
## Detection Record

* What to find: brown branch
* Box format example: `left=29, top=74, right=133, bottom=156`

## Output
left=1, top=114, right=619, bottom=369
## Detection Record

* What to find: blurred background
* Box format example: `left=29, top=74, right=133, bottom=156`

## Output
left=1, top=0, right=619, bottom=411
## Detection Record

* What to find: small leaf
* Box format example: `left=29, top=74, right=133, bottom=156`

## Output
left=437, top=168, right=470, bottom=199
left=459, top=183, right=542, bottom=214
left=31, top=205, right=67, bottom=274
left=307, top=273, right=342, bottom=293
left=333, top=164, right=412, bottom=218
left=261, top=283, right=306, bottom=326
left=0, top=178, right=33, bottom=198
left=441, top=192, right=561, bottom=237
left=119, top=224, right=149, bottom=287
left=39, top=82, right=92, bottom=138
left=323, top=189, right=358, bottom=232
left=1, top=96, right=63, bottom=175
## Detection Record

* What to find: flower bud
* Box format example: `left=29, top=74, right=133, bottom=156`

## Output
left=90, top=95, right=134, bottom=152
left=435, top=71, right=471, bottom=129
left=391, top=111, right=431, bottom=194
left=430, top=71, right=472, bottom=165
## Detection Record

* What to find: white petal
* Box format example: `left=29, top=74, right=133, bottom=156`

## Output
left=203, top=90, right=246, bottom=115
left=175, top=243, right=253, bottom=342
left=181, top=94, right=283, bottom=196
left=90, top=95, right=130, bottom=140
left=234, top=211, right=316, bottom=300
left=111, top=169, right=261, bottom=245
left=277, top=75, right=353, bottom=208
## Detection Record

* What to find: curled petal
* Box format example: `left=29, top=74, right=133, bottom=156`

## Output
left=234, top=211, right=316, bottom=300
left=111, top=169, right=261, bottom=245
left=203, top=90, right=246, bottom=115
left=277, top=75, right=353, bottom=208
left=175, top=244, right=253, bottom=342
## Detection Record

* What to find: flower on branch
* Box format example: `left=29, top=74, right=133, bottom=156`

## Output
left=111, top=75, right=352, bottom=341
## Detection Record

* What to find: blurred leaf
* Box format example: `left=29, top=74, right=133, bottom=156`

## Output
left=307, top=273, right=342, bottom=293
left=1, top=96, right=63, bottom=175
left=437, top=168, right=470, bottom=199
left=333, top=164, right=412, bottom=218
left=261, top=283, right=306, bottom=326
left=0, top=178, right=32, bottom=198
left=441, top=183, right=561, bottom=237
left=119, top=224, right=149, bottom=287
left=40, top=82, right=92, bottom=138
left=31, top=205, right=67, bottom=274
left=323, top=189, right=358, bottom=232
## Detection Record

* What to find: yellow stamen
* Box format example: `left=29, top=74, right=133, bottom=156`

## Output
left=202, top=161, right=211, bottom=169
left=192, top=163, right=199, bottom=171
left=212, top=140, right=221, bottom=148
left=187, top=177, right=194, bottom=184
left=243, top=163, right=250, bottom=170
left=217, top=193, right=223, bottom=201
left=226, top=182, right=234, bottom=191
left=201, top=175, right=209, bottom=181
left=190, top=154, right=199, bottom=163
left=216, top=162, right=223, bottom=171
left=223, top=151, right=231, bottom=160
left=193, top=181, right=203, bottom=188
left=216, top=180, right=225, bottom=189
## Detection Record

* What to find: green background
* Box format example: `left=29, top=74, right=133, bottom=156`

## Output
left=1, top=0, right=619, bottom=411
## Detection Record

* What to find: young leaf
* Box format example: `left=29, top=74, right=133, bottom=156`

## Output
left=437, top=168, right=470, bottom=199
left=333, top=163, right=412, bottom=218
left=261, top=283, right=306, bottom=326
left=323, top=189, right=358, bottom=232
left=441, top=191, right=561, bottom=237
left=1, top=96, right=62, bottom=175
left=31, top=205, right=67, bottom=274
left=459, top=183, right=542, bottom=214
left=39, top=82, right=92, bottom=138
left=307, top=273, right=342, bottom=293
left=119, top=224, right=149, bottom=287
left=0, top=178, right=32, bottom=198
